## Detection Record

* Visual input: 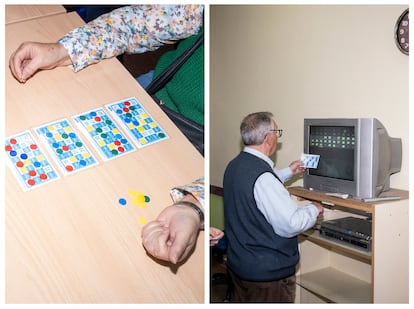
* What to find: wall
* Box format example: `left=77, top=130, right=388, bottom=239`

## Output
left=210, top=5, right=409, bottom=191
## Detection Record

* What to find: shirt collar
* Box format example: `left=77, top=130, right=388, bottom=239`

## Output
left=243, top=147, right=275, bottom=169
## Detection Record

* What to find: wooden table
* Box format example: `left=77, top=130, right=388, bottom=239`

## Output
left=5, top=4, right=67, bottom=24
left=5, top=11, right=204, bottom=304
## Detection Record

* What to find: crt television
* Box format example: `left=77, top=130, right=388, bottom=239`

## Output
left=303, top=118, right=402, bottom=199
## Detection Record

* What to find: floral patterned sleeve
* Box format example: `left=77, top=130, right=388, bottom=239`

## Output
left=58, top=5, right=204, bottom=72
left=170, top=177, right=205, bottom=209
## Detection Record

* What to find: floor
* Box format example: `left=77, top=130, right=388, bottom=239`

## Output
left=210, top=248, right=231, bottom=303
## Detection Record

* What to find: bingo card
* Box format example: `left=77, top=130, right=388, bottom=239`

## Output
left=105, top=97, right=168, bottom=148
left=73, top=107, right=136, bottom=161
left=301, top=153, right=320, bottom=169
left=35, top=119, right=98, bottom=175
left=5, top=130, right=60, bottom=191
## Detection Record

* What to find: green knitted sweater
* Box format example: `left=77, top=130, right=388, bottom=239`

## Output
left=153, top=33, right=204, bottom=126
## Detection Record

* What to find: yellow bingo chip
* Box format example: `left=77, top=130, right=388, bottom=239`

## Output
left=137, top=217, right=148, bottom=225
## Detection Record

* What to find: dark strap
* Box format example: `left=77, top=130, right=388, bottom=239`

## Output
left=157, top=103, right=204, bottom=155
left=145, top=34, right=204, bottom=95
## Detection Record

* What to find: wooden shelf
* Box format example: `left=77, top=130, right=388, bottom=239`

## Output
left=288, top=186, right=408, bottom=213
left=291, top=186, right=409, bottom=303
left=299, top=267, right=372, bottom=303
left=288, top=186, right=372, bottom=212
left=301, top=230, right=371, bottom=262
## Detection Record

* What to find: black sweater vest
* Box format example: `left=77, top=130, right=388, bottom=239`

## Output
left=223, top=151, right=299, bottom=281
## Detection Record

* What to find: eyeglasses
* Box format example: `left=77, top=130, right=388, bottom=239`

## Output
left=268, top=129, right=283, bottom=138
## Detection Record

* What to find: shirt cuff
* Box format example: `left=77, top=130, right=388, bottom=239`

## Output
left=170, top=177, right=205, bottom=208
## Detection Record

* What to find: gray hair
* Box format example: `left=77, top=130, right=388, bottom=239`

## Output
left=240, top=112, right=276, bottom=145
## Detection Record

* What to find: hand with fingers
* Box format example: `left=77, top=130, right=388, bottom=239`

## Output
left=9, top=42, right=71, bottom=83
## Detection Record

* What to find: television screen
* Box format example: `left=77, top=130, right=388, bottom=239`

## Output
left=309, top=126, right=355, bottom=181
left=304, top=118, right=402, bottom=198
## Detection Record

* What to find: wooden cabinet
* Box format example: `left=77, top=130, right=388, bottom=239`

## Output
left=288, top=187, right=409, bottom=303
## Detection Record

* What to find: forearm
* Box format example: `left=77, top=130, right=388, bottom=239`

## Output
left=59, top=5, right=204, bottom=72
left=170, top=177, right=205, bottom=229
left=274, top=166, right=293, bottom=183
left=255, top=173, right=319, bottom=237
left=173, top=195, right=204, bottom=230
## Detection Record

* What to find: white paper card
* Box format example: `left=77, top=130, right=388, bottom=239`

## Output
left=301, top=153, right=320, bottom=169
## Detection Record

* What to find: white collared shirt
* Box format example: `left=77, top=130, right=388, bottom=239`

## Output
left=244, top=147, right=319, bottom=238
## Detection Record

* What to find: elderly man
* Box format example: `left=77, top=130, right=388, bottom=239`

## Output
left=223, top=111, right=324, bottom=302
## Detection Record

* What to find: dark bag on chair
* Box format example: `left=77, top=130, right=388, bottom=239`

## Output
left=145, top=34, right=204, bottom=156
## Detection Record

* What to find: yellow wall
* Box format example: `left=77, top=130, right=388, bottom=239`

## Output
left=210, top=194, right=225, bottom=230
left=210, top=5, right=409, bottom=191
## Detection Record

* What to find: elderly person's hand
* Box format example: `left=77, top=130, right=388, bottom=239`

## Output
left=141, top=195, right=202, bottom=264
left=209, top=227, right=224, bottom=246
left=289, top=159, right=307, bottom=175
left=9, top=42, right=71, bottom=83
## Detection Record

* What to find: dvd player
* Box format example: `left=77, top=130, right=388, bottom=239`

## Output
left=320, top=216, right=372, bottom=251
